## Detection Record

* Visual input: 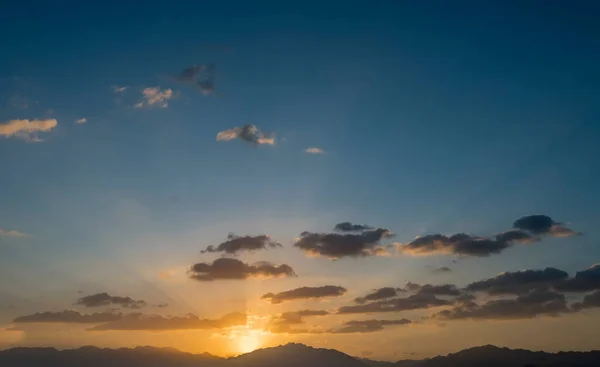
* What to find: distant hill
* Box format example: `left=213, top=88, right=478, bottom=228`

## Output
left=2, top=343, right=600, bottom=367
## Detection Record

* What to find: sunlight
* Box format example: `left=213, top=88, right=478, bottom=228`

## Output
left=236, top=333, right=261, bottom=354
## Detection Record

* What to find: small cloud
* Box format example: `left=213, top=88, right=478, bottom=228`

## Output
left=466, top=267, right=568, bottom=295
left=0, top=228, right=29, bottom=238
left=75, top=293, right=147, bottom=309
left=0, top=118, right=58, bottom=141
left=136, top=87, right=173, bottom=108
left=294, top=226, right=393, bottom=259
left=434, top=267, right=452, bottom=273
left=156, top=302, right=169, bottom=308
left=338, top=293, right=451, bottom=314
left=201, top=233, right=282, bottom=255
left=334, top=222, right=374, bottom=232
left=173, top=64, right=215, bottom=95
left=112, top=85, right=128, bottom=93
left=14, top=310, right=122, bottom=324
left=216, top=124, right=275, bottom=145
left=75, top=117, right=87, bottom=124
left=513, top=214, right=579, bottom=237
left=332, top=318, right=411, bottom=334
left=304, top=147, right=325, bottom=154
left=188, top=258, right=296, bottom=281
left=355, top=287, right=400, bottom=304
left=261, top=285, right=347, bottom=304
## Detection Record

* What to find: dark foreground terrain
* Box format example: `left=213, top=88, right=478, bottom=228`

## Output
left=1, top=343, right=599, bottom=367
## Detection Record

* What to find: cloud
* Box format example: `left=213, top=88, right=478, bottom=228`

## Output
left=156, top=302, right=169, bottom=308
left=338, top=293, right=451, bottom=314
left=75, top=117, right=87, bottom=124
left=0, top=118, right=57, bottom=141
left=136, top=87, right=173, bottom=108
left=75, top=293, right=147, bottom=309
left=216, top=124, right=275, bottom=145
left=430, top=288, right=570, bottom=320
left=261, top=285, right=347, bottom=304
left=555, top=264, right=600, bottom=292
left=173, top=64, right=215, bottom=95
left=494, top=230, right=538, bottom=244
left=334, top=222, right=374, bottom=232
left=332, top=318, right=411, bottom=334
left=112, top=85, right=128, bottom=93
left=0, top=228, right=28, bottom=238
left=294, top=227, right=393, bottom=259
left=201, top=233, right=282, bottom=254
left=396, top=233, right=514, bottom=257
left=513, top=215, right=579, bottom=237
left=465, top=268, right=569, bottom=295
left=355, top=287, right=401, bottom=304
left=266, top=310, right=329, bottom=333
left=434, top=267, right=452, bottom=273
left=188, top=258, right=296, bottom=281
left=88, top=312, right=246, bottom=331
left=304, top=147, right=325, bottom=154
left=13, top=310, right=122, bottom=324
left=406, top=282, right=462, bottom=296
left=572, top=290, right=600, bottom=310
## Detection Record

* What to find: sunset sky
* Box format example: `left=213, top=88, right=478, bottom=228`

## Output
left=1, top=0, right=600, bottom=361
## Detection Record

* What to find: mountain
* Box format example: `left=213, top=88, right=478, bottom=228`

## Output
left=1, top=343, right=600, bottom=367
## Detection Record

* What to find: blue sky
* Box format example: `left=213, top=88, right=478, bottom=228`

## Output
left=1, top=0, right=600, bottom=358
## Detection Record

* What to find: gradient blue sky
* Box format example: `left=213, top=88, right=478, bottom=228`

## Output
left=1, top=0, right=600, bottom=359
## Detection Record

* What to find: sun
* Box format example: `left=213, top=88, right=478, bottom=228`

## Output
left=236, top=333, right=261, bottom=354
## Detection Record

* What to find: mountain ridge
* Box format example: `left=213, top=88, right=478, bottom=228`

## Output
left=2, top=342, right=600, bottom=366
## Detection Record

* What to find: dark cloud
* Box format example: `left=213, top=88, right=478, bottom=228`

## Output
left=572, top=290, right=600, bottom=311
left=430, top=289, right=570, bottom=320
left=201, top=233, right=282, bottom=254
left=332, top=318, right=411, bottom=333
left=494, top=230, right=538, bottom=244
left=266, top=310, right=329, bottom=333
left=75, top=293, right=147, bottom=309
left=465, top=268, right=569, bottom=295
left=216, top=124, right=275, bottom=145
left=174, top=64, right=215, bottom=95
left=261, top=286, right=347, bottom=304
left=293, top=227, right=393, bottom=259
left=13, top=310, right=122, bottom=324
left=156, top=302, right=169, bottom=308
left=513, top=215, right=579, bottom=237
left=338, top=293, right=451, bottom=314
left=555, top=264, right=600, bottom=292
left=334, top=222, right=374, bottom=232
left=88, top=312, right=246, bottom=331
left=407, top=282, right=462, bottom=297
left=188, top=258, right=296, bottom=281
left=355, top=287, right=400, bottom=304
left=396, top=233, right=512, bottom=257
left=434, top=267, right=452, bottom=273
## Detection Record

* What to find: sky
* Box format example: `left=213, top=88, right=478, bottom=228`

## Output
left=1, top=0, right=600, bottom=360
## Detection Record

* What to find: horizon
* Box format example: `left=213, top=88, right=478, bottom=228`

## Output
left=2, top=0, right=600, bottom=361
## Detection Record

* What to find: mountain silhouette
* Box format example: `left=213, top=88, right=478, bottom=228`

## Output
left=2, top=343, right=600, bottom=367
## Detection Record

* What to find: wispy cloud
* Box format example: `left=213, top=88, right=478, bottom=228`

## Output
left=75, top=117, right=87, bottom=124
left=0, top=228, right=29, bottom=238
left=304, top=147, right=325, bottom=154
left=135, top=87, right=173, bottom=108
left=111, top=85, right=128, bottom=93
left=173, top=64, right=216, bottom=95
left=216, top=124, right=275, bottom=145
left=0, top=118, right=58, bottom=141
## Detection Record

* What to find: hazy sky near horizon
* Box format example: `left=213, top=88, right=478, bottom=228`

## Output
left=1, top=0, right=600, bottom=360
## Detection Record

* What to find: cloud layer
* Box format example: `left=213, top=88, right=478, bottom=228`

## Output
left=188, top=258, right=296, bottom=281
left=261, top=285, right=347, bottom=304
left=201, top=234, right=282, bottom=254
